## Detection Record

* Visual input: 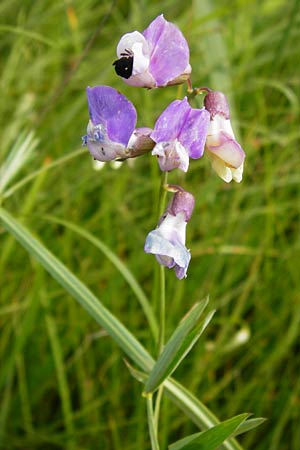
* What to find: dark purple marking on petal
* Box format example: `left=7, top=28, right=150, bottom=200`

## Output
left=86, top=86, right=137, bottom=146
left=143, top=15, right=190, bottom=87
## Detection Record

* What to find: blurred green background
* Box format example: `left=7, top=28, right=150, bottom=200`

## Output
left=1, top=0, right=300, bottom=448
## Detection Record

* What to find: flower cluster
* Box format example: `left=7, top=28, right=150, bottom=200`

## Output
left=82, top=15, right=245, bottom=279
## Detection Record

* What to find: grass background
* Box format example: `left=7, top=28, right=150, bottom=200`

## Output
left=1, top=0, right=300, bottom=448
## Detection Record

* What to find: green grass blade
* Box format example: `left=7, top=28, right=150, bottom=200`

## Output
left=0, top=207, right=244, bottom=450
left=164, top=379, right=244, bottom=450
left=40, top=214, right=158, bottom=341
left=0, top=206, right=154, bottom=372
left=169, top=414, right=249, bottom=450
left=2, top=148, right=85, bottom=199
left=233, top=418, right=267, bottom=438
left=0, top=130, right=38, bottom=195
left=0, top=25, right=56, bottom=47
left=144, top=301, right=212, bottom=394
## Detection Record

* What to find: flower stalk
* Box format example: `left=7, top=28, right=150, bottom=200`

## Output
left=146, top=394, right=160, bottom=450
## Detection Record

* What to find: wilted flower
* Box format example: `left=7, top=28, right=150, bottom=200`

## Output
left=151, top=98, right=210, bottom=172
left=82, top=86, right=154, bottom=161
left=204, top=90, right=245, bottom=183
left=113, top=14, right=191, bottom=88
left=144, top=186, right=195, bottom=279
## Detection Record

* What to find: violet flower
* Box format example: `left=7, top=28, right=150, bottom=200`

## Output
left=113, top=14, right=191, bottom=88
left=204, top=91, right=245, bottom=183
left=144, top=186, right=195, bottom=279
left=150, top=98, right=210, bottom=172
left=82, top=86, right=154, bottom=161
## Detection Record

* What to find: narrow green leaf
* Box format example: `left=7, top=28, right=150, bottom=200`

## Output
left=144, top=300, right=213, bottom=394
left=123, top=359, right=148, bottom=383
left=0, top=207, right=243, bottom=450
left=41, top=214, right=158, bottom=341
left=164, top=379, right=244, bottom=450
left=169, top=414, right=249, bottom=450
left=233, top=417, right=267, bottom=437
left=0, top=207, right=154, bottom=373
left=0, top=130, right=38, bottom=195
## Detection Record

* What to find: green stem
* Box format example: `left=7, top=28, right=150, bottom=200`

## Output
left=157, top=265, right=166, bottom=355
left=154, top=385, right=164, bottom=430
left=157, top=172, right=168, bottom=220
left=157, top=171, right=168, bottom=356
left=146, top=395, right=160, bottom=450
left=154, top=171, right=168, bottom=437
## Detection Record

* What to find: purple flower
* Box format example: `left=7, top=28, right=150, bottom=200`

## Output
left=204, top=91, right=245, bottom=183
left=113, top=15, right=191, bottom=88
left=144, top=186, right=195, bottom=279
left=82, top=86, right=154, bottom=161
left=150, top=98, right=210, bottom=172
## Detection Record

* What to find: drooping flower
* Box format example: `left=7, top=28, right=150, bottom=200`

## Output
left=204, top=90, right=245, bottom=183
left=144, top=186, right=195, bottom=279
left=150, top=98, right=210, bottom=172
left=82, top=86, right=154, bottom=161
left=113, top=14, right=191, bottom=88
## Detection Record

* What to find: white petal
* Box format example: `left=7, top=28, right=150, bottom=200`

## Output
left=116, top=31, right=150, bottom=75
left=86, top=121, right=127, bottom=162
left=152, top=140, right=189, bottom=172
left=232, top=163, right=244, bottom=183
left=117, top=31, right=148, bottom=56
left=207, top=115, right=235, bottom=139
left=210, top=154, right=233, bottom=183
left=157, top=212, right=187, bottom=244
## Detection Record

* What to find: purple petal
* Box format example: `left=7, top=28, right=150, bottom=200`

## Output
left=151, top=98, right=210, bottom=160
left=167, top=188, right=195, bottom=222
left=143, top=15, right=190, bottom=87
left=204, top=91, right=230, bottom=119
left=178, top=107, right=210, bottom=159
left=151, top=98, right=190, bottom=143
left=206, top=131, right=245, bottom=168
left=86, top=86, right=137, bottom=146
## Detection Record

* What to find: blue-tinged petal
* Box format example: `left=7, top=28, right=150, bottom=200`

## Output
left=144, top=191, right=194, bottom=279
left=144, top=229, right=190, bottom=280
left=86, top=86, right=137, bottom=147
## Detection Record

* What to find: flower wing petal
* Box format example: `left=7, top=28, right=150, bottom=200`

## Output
left=150, top=98, right=190, bottom=143
left=179, top=108, right=210, bottom=159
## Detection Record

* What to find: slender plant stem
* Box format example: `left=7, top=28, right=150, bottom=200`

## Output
left=156, top=171, right=168, bottom=352
left=157, top=172, right=168, bottom=220
left=146, top=395, right=160, bottom=450
left=154, top=386, right=164, bottom=430
left=153, top=171, right=168, bottom=437
left=157, top=264, right=166, bottom=355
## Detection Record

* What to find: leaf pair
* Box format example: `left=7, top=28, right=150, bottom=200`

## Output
left=144, top=298, right=214, bottom=395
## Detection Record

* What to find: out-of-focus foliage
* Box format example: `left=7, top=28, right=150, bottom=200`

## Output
left=0, top=0, right=299, bottom=449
